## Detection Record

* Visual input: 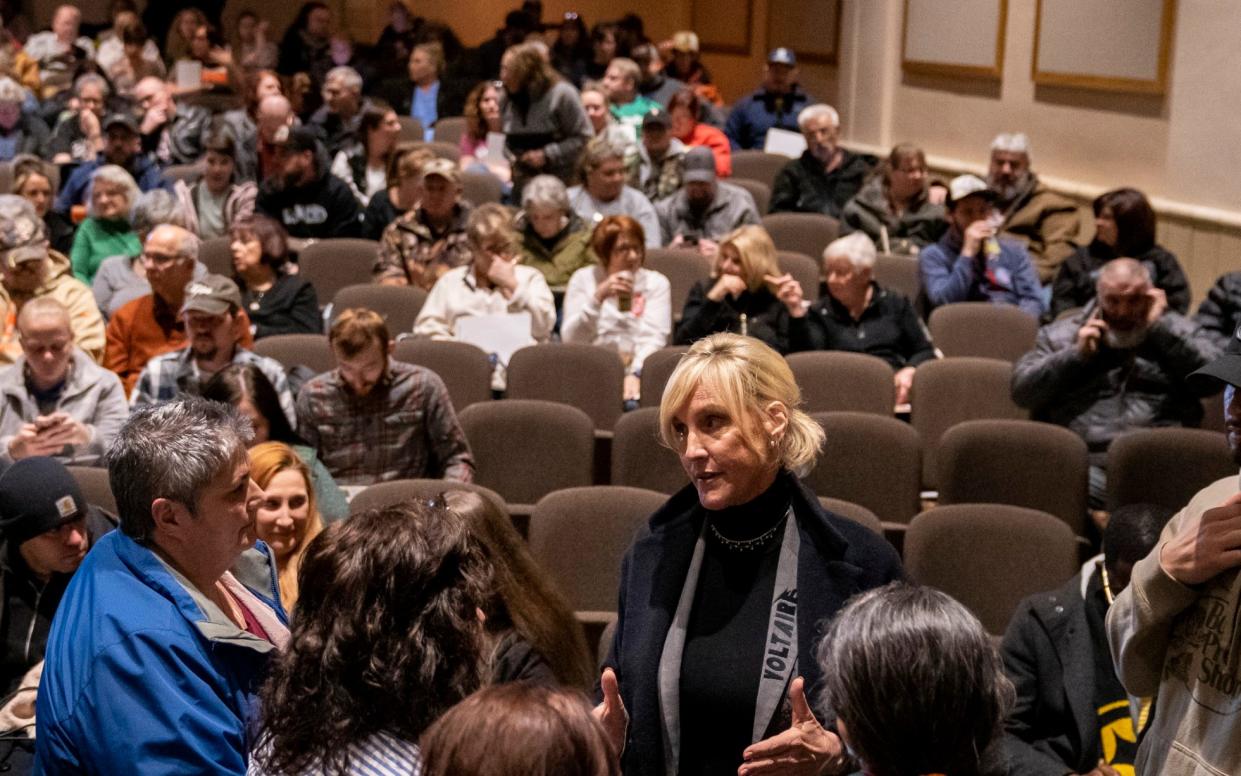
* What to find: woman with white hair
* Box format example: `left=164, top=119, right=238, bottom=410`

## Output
left=516, top=174, right=595, bottom=289
left=69, top=165, right=141, bottom=286
left=596, top=332, right=903, bottom=774
left=784, top=231, right=935, bottom=405
left=0, top=76, right=48, bottom=161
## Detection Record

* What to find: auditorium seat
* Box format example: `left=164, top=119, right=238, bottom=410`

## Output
left=928, top=302, right=1039, bottom=362
left=638, top=346, right=688, bottom=408
left=761, top=212, right=840, bottom=259
left=459, top=400, right=595, bottom=513
left=298, top=239, right=379, bottom=305
left=391, top=339, right=493, bottom=412
left=527, top=486, right=667, bottom=613
left=786, top=351, right=895, bottom=415
left=905, top=504, right=1078, bottom=635
left=506, top=343, right=626, bottom=431
left=910, top=357, right=1028, bottom=490
left=611, top=407, right=686, bottom=494
left=252, top=334, right=335, bottom=375
left=1107, top=427, right=1236, bottom=512
left=805, top=412, right=922, bottom=524
left=937, top=419, right=1089, bottom=536
left=331, top=284, right=427, bottom=335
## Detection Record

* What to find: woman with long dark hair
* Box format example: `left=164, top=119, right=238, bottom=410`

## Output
left=551, top=12, right=591, bottom=86
left=330, top=101, right=402, bottom=205
left=1050, top=187, right=1190, bottom=319
left=201, top=363, right=348, bottom=522
left=446, top=491, right=594, bottom=689
left=250, top=502, right=492, bottom=774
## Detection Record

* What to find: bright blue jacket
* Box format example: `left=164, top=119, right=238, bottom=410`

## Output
left=919, top=231, right=1046, bottom=319
left=723, top=85, right=813, bottom=150
left=34, top=531, right=285, bottom=775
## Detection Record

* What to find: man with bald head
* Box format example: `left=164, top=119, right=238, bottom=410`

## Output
left=229, top=94, right=296, bottom=184
left=0, top=298, right=127, bottom=466
left=131, top=76, right=211, bottom=167
left=104, top=225, right=253, bottom=396
left=1013, top=257, right=1221, bottom=506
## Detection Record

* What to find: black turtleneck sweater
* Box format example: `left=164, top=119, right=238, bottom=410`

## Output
left=680, top=473, right=793, bottom=775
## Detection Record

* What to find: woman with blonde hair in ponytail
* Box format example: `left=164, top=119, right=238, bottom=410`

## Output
left=594, top=332, right=904, bottom=775
left=248, top=441, right=323, bottom=609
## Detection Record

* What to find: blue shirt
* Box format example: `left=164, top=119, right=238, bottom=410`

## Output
left=411, top=81, right=440, bottom=142
left=918, top=231, right=1045, bottom=319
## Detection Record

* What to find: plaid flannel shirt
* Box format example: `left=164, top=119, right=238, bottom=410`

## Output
left=295, top=360, right=474, bottom=486
left=130, top=347, right=297, bottom=428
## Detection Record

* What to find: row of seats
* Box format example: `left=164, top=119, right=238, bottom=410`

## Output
left=58, top=466, right=1094, bottom=639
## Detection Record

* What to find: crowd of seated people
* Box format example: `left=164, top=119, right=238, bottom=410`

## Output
left=0, top=2, right=1235, bottom=773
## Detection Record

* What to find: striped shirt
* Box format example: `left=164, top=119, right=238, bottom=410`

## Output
left=248, top=732, right=421, bottom=776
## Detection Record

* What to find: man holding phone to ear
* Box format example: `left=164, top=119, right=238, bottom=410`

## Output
left=1106, top=324, right=1241, bottom=776
left=1013, top=258, right=1220, bottom=508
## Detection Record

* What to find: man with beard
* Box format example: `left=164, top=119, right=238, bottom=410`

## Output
left=724, top=48, right=814, bottom=151
left=988, top=132, right=1086, bottom=284
left=130, top=273, right=293, bottom=425
left=297, top=307, right=473, bottom=486
left=54, top=114, right=168, bottom=213
left=1012, top=258, right=1221, bottom=507
left=769, top=103, right=870, bottom=218
left=1106, top=325, right=1241, bottom=776
left=656, top=146, right=759, bottom=247
left=255, top=126, right=362, bottom=248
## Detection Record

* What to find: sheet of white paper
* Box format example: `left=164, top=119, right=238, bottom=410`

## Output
left=175, top=60, right=202, bottom=90
left=763, top=128, right=807, bottom=158
left=485, top=132, right=508, bottom=165
left=454, top=312, right=533, bottom=366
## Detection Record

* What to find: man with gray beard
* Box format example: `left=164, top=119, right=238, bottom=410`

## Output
left=988, top=132, right=1086, bottom=284
left=1012, top=258, right=1221, bottom=507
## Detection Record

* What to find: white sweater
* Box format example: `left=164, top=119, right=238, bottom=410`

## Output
left=561, top=265, right=672, bottom=375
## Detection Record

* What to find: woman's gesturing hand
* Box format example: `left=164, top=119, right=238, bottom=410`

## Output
left=738, top=677, right=847, bottom=776
left=593, top=667, right=629, bottom=759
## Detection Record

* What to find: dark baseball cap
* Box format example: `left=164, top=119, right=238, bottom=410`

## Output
left=181, top=274, right=243, bottom=316
left=642, top=110, right=671, bottom=132
left=1188, top=324, right=1241, bottom=390
left=682, top=146, right=716, bottom=183
left=103, top=113, right=140, bottom=135
left=272, top=125, right=321, bottom=154
left=0, top=457, right=88, bottom=547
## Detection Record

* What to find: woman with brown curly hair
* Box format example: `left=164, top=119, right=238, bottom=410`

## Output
left=249, top=501, right=492, bottom=774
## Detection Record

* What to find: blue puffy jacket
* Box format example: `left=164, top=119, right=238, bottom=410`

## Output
left=723, top=85, right=813, bottom=150
left=34, top=531, right=285, bottom=775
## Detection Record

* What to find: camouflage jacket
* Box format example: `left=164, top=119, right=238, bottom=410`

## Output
left=373, top=202, right=474, bottom=290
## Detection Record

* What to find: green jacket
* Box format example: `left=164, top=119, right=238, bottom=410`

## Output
left=516, top=213, right=597, bottom=290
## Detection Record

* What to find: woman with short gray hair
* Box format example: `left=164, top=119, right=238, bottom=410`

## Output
left=785, top=231, right=935, bottom=405
left=516, top=174, right=594, bottom=288
left=566, top=135, right=661, bottom=248
left=70, top=165, right=142, bottom=286
left=816, top=583, right=1013, bottom=776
